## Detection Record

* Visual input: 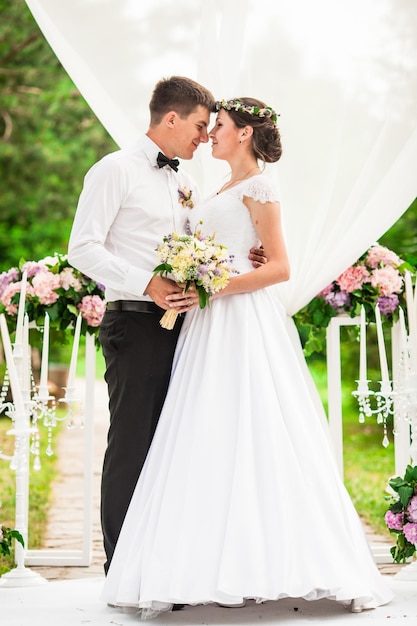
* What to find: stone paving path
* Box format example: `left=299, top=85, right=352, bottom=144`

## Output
left=30, top=379, right=404, bottom=582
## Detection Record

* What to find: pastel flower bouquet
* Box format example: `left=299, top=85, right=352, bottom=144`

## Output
left=385, top=465, right=417, bottom=563
left=293, top=244, right=416, bottom=356
left=0, top=253, right=106, bottom=346
left=0, top=524, right=24, bottom=557
left=153, top=224, right=238, bottom=329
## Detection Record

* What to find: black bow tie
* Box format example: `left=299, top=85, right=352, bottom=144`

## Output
left=156, top=151, right=180, bottom=172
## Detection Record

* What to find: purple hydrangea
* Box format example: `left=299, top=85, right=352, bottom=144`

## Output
left=385, top=510, right=404, bottom=531
left=324, top=289, right=351, bottom=313
left=0, top=268, right=19, bottom=298
left=21, top=260, right=46, bottom=278
left=377, top=294, right=399, bottom=316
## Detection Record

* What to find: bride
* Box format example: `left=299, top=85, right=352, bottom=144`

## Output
left=102, top=96, right=393, bottom=618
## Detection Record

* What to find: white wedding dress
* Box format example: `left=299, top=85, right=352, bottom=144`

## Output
left=102, top=174, right=393, bottom=617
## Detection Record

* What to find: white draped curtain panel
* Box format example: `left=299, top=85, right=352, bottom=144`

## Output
left=25, top=0, right=417, bottom=316
left=24, top=0, right=417, bottom=426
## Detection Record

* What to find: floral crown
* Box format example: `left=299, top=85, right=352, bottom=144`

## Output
left=214, top=99, right=279, bottom=124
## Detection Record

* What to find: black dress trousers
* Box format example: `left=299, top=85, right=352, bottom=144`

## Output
left=99, top=307, right=184, bottom=573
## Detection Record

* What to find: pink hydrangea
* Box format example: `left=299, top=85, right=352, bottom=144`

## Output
left=407, top=495, right=417, bottom=523
left=60, top=267, right=82, bottom=291
left=21, top=261, right=47, bottom=278
left=31, top=271, right=60, bottom=305
left=1, top=283, right=20, bottom=315
left=378, top=294, right=399, bottom=316
left=403, top=522, right=417, bottom=545
left=324, top=290, right=351, bottom=313
left=337, top=265, right=370, bottom=293
left=385, top=510, right=404, bottom=531
left=78, top=295, right=106, bottom=327
left=0, top=280, right=34, bottom=315
left=371, top=266, right=403, bottom=296
left=366, top=245, right=401, bottom=269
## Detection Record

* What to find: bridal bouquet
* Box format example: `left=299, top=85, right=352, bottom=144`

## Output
left=153, top=225, right=238, bottom=329
left=0, top=524, right=24, bottom=557
left=384, top=465, right=417, bottom=563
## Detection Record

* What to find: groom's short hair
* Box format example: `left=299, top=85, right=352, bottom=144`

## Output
left=149, top=76, right=215, bottom=125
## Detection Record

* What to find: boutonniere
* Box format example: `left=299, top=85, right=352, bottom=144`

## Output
left=178, top=187, right=194, bottom=209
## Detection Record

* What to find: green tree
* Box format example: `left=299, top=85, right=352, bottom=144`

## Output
left=0, top=0, right=117, bottom=270
left=380, top=197, right=417, bottom=261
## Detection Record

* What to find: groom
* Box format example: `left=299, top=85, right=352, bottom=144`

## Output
left=69, top=76, right=265, bottom=576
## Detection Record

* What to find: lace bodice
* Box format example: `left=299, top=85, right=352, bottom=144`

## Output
left=189, top=174, right=280, bottom=274
left=236, top=174, right=280, bottom=204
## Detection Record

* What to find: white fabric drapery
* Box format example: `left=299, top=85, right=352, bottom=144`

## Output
left=24, top=0, right=417, bottom=317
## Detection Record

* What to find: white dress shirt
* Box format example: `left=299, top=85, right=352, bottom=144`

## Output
left=68, top=135, right=199, bottom=302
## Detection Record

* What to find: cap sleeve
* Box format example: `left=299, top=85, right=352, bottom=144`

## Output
left=239, top=175, right=280, bottom=204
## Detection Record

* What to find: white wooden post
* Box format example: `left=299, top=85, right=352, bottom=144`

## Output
left=391, top=322, right=412, bottom=476
left=326, top=316, right=361, bottom=477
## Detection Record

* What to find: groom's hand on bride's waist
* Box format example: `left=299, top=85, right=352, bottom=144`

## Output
left=249, top=245, right=267, bottom=268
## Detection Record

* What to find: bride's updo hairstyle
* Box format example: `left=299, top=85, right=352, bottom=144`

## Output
left=214, top=97, right=282, bottom=163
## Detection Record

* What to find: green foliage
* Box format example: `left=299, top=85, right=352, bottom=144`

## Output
left=384, top=465, right=417, bottom=563
left=293, top=297, right=337, bottom=357
left=0, top=525, right=24, bottom=557
left=389, top=466, right=417, bottom=508
left=0, top=0, right=117, bottom=270
left=380, top=197, right=417, bottom=258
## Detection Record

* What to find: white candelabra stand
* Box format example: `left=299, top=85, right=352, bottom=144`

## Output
left=0, top=313, right=47, bottom=586
left=327, top=317, right=413, bottom=479
left=0, top=311, right=96, bottom=586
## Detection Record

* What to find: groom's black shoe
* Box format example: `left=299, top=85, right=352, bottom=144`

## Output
left=172, top=604, right=185, bottom=611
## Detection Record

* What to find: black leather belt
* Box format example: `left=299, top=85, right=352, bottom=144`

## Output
left=106, top=300, right=163, bottom=314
